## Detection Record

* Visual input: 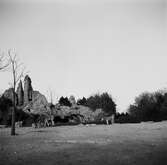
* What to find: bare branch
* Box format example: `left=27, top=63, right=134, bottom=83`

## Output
left=7, top=50, right=26, bottom=86
left=8, top=82, right=13, bottom=88
left=16, top=66, right=26, bottom=83
left=0, top=52, right=9, bottom=70
left=47, top=88, right=55, bottom=104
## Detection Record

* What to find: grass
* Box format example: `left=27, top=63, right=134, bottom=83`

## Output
left=0, top=121, right=167, bottom=165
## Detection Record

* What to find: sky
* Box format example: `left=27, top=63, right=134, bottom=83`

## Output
left=0, top=0, right=166, bottom=112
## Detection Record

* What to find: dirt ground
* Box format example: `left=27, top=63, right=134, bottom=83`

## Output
left=1, top=121, right=167, bottom=165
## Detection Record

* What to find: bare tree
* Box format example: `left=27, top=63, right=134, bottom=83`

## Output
left=48, top=88, right=54, bottom=104
left=7, top=50, right=26, bottom=135
left=47, top=88, right=55, bottom=126
left=0, top=53, right=9, bottom=70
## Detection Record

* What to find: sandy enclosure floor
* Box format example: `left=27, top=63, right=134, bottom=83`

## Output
left=1, top=122, right=167, bottom=165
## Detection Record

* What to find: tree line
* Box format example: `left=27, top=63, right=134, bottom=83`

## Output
left=127, top=90, right=167, bottom=122
left=58, top=92, right=116, bottom=115
left=57, top=89, right=167, bottom=123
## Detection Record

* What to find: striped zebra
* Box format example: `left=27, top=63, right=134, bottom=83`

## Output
left=101, top=114, right=115, bottom=125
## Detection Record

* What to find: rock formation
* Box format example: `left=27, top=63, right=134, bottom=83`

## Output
left=1, top=75, right=50, bottom=125
left=16, top=80, right=24, bottom=106
left=29, top=91, right=48, bottom=113
left=24, top=75, right=33, bottom=105
left=20, top=75, right=49, bottom=113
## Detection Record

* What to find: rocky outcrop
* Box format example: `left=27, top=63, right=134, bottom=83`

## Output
left=32, top=91, right=48, bottom=106
left=24, top=75, right=33, bottom=105
left=31, top=91, right=48, bottom=112
left=21, top=75, right=49, bottom=114
left=2, top=75, right=48, bottom=113
left=23, top=91, right=48, bottom=114
left=1, top=75, right=50, bottom=125
left=16, top=80, right=24, bottom=106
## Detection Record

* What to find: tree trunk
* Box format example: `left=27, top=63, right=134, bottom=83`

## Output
left=11, top=89, right=16, bottom=135
left=11, top=106, right=15, bottom=135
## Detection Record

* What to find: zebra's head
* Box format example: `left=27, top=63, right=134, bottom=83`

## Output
left=101, top=117, right=104, bottom=121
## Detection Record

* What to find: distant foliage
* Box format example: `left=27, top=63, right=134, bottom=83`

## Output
left=128, top=91, right=167, bottom=122
left=58, top=96, right=72, bottom=107
left=77, top=97, right=87, bottom=106
left=0, top=96, right=30, bottom=125
left=86, top=92, right=116, bottom=114
left=0, top=96, right=13, bottom=111
left=115, top=112, right=140, bottom=123
left=0, top=96, right=13, bottom=125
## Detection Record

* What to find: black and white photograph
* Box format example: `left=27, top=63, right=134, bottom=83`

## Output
left=0, top=0, right=166, bottom=164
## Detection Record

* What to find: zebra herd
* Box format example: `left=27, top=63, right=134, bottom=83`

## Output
left=15, top=114, right=115, bottom=128
left=32, top=115, right=55, bottom=128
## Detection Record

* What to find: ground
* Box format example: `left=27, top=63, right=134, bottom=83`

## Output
left=1, top=121, right=167, bottom=165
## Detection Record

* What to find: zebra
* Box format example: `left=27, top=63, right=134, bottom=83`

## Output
left=15, top=121, right=23, bottom=128
left=101, top=114, right=115, bottom=125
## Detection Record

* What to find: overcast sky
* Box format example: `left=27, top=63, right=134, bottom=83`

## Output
left=0, top=0, right=166, bottom=112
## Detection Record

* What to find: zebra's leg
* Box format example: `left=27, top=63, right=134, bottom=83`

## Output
left=46, top=120, right=49, bottom=127
left=106, top=120, right=109, bottom=125
left=44, top=120, right=47, bottom=127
